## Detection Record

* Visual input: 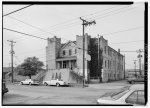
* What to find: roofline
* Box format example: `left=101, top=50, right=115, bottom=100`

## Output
left=61, top=41, right=76, bottom=49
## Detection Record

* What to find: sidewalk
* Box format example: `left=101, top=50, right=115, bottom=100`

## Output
left=88, top=80, right=130, bottom=90
left=88, top=84, right=126, bottom=90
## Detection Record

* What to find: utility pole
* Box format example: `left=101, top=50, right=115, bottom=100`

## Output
left=137, top=49, right=143, bottom=76
left=7, top=40, right=16, bottom=83
left=133, top=60, right=137, bottom=78
left=124, top=54, right=125, bottom=79
left=80, top=17, right=96, bottom=87
left=98, top=34, right=100, bottom=79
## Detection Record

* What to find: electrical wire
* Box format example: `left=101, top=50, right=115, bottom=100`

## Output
left=86, top=4, right=143, bottom=21
left=94, top=26, right=144, bottom=38
left=109, top=40, right=144, bottom=44
left=4, top=26, right=144, bottom=55
left=5, top=5, right=122, bottom=38
left=3, top=27, right=47, bottom=40
left=7, top=16, right=56, bottom=36
left=3, top=4, right=33, bottom=17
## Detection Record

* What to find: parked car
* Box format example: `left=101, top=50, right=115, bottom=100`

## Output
left=20, top=79, right=40, bottom=85
left=97, top=84, right=145, bottom=105
left=43, top=79, right=69, bottom=87
left=2, top=79, right=9, bottom=96
left=127, top=76, right=144, bottom=84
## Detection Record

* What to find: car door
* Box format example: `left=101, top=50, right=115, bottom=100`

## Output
left=125, top=91, right=138, bottom=105
left=125, top=90, right=145, bottom=105
left=50, top=79, right=55, bottom=85
left=137, top=90, right=145, bottom=105
left=24, top=79, right=28, bottom=84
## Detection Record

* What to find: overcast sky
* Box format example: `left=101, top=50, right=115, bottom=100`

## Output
left=3, top=2, right=145, bottom=69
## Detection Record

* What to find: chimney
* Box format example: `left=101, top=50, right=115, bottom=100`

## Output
left=118, top=49, right=120, bottom=53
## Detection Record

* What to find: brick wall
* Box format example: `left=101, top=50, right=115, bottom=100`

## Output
left=46, top=36, right=61, bottom=70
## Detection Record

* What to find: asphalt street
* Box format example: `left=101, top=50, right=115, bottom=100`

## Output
left=2, top=80, right=130, bottom=105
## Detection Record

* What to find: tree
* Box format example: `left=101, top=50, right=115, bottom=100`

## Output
left=90, top=38, right=103, bottom=83
left=18, top=56, right=44, bottom=79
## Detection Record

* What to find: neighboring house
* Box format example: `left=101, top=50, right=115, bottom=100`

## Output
left=3, top=67, right=46, bottom=82
left=44, top=34, right=125, bottom=83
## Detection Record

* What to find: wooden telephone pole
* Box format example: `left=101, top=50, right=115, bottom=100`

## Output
left=137, top=49, right=143, bottom=76
left=80, top=17, right=96, bottom=87
left=7, top=40, right=16, bottom=83
left=133, top=60, right=137, bottom=78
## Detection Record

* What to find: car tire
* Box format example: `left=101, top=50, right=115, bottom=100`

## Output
left=21, top=82, right=23, bottom=85
left=44, top=82, right=48, bottom=86
left=56, top=83, right=60, bottom=87
left=29, top=82, right=32, bottom=85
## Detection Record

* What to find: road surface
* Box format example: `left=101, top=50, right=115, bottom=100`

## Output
left=3, top=80, right=130, bottom=105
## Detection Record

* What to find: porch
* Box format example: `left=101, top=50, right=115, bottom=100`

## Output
left=56, top=56, right=77, bottom=70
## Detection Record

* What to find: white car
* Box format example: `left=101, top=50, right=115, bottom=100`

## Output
left=97, top=84, right=145, bottom=106
left=43, top=79, right=69, bottom=87
left=20, top=79, right=40, bottom=85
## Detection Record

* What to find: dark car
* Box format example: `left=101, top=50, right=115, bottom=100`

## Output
left=127, top=76, right=144, bottom=84
left=2, top=80, right=8, bottom=96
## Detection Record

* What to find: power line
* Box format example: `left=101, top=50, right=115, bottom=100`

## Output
left=101, top=26, right=144, bottom=36
left=4, top=27, right=144, bottom=55
left=3, top=28, right=47, bottom=40
left=17, top=48, right=45, bottom=55
left=42, top=6, right=127, bottom=33
left=34, top=6, right=119, bottom=33
left=7, top=16, right=56, bottom=36
left=81, top=6, right=119, bottom=19
left=4, top=26, right=144, bottom=55
left=4, top=5, right=139, bottom=39
left=37, top=5, right=142, bottom=36
left=3, top=4, right=33, bottom=17
left=85, top=5, right=130, bottom=20
left=87, top=4, right=143, bottom=21
left=109, top=40, right=144, bottom=44
left=6, top=5, right=120, bottom=37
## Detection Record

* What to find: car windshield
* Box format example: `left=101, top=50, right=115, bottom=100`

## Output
left=111, top=89, right=130, bottom=100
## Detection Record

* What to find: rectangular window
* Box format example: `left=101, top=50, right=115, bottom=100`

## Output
left=110, top=61, right=111, bottom=69
left=105, top=60, right=107, bottom=68
left=108, top=47, right=109, bottom=55
left=63, top=50, right=65, bottom=55
left=108, top=60, right=109, bottom=69
left=69, top=49, right=72, bottom=55
left=75, top=49, right=77, bottom=54
left=110, top=49, right=112, bottom=56
left=63, top=61, right=66, bottom=68
left=105, top=46, right=107, bottom=54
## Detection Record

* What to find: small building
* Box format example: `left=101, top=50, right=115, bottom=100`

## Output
left=126, top=69, right=144, bottom=78
left=44, top=34, right=125, bottom=83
